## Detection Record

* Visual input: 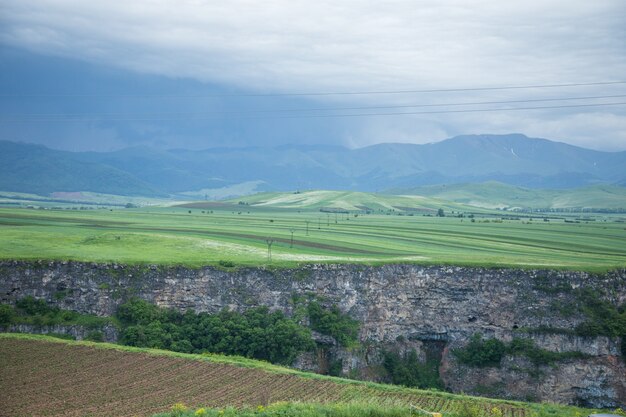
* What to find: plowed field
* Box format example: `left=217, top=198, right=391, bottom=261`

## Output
left=0, top=335, right=533, bottom=417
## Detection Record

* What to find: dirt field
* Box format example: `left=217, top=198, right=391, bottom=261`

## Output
left=0, top=336, right=529, bottom=417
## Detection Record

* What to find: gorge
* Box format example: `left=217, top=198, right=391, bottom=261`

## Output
left=1, top=261, right=624, bottom=408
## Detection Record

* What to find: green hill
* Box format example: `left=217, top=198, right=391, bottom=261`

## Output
left=0, top=141, right=161, bottom=196
left=228, top=190, right=486, bottom=214
left=3, top=134, right=626, bottom=197
left=387, top=182, right=626, bottom=210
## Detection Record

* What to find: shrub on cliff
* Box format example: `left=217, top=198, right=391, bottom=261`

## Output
left=568, top=289, right=626, bottom=362
left=454, top=333, right=506, bottom=367
left=2, top=297, right=112, bottom=329
left=506, top=338, right=587, bottom=365
left=0, top=304, right=15, bottom=326
left=573, top=288, right=626, bottom=339
left=116, top=297, right=161, bottom=325
left=306, top=301, right=360, bottom=347
left=455, top=334, right=590, bottom=368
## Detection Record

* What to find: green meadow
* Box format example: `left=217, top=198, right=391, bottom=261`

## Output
left=386, top=182, right=626, bottom=211
left=0, top=192, right=625, bottom=271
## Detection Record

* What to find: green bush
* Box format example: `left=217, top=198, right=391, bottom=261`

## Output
left=569, top=289, right=626, bottom=363
left=0, top=304, right=15, bottom=326
left=2, top=297, right=113, bottom=329
left=507, top=338, right=587, bottom=366
left=307, top=301, right=359, bottom=347
left=573, top=288, right=626, bottom=339
left=117, top=298, right=315, bottom=365
left=16, top=296, right=50, bottom=315
left=382, top=349, right=444, bottom=389
left=217, top=260, right=235, bottom=268
left=454, top=334, right=506, bottom=367
left=455, top=334, right=588, bottom=368
left=116, top=297, right=161, bottom=325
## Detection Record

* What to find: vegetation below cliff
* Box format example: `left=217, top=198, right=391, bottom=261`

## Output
left=117, top=298, right=315, bottom=365
left=0, top=296, right=115, bottom=341
left=2, top=296, right=360, bottom=366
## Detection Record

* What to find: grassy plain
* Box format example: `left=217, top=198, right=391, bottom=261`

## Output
left=0, top=201, right=625, bottom=270
left=385, top=182, right=626, bottom=210
left=0, top=334, right=593, bottom=417
left=225, top=190, right=489, bottom=213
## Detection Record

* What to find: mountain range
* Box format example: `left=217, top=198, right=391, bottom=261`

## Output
left=1, top=134, right=625, bottom=197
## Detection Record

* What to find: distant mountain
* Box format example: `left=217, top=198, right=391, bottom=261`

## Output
left=0, top=141, right=160, bottom=196
left=1, top=134, right=625, bottom=196
left=354, top=134, right=626, bottom=189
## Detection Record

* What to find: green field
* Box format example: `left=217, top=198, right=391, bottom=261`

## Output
left=1, top=195, right=625, bottom=270
left=386, top=182, right=626, bottom=211
left=0, top=189, right=176, bottom=208
left=225, top=190, right=490, bottom=213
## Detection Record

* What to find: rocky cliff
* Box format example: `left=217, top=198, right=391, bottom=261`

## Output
left=1, top=261, right=624, bottom=407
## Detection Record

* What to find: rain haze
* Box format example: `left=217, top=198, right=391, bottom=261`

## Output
left=1, top=0, right=625, bottom=151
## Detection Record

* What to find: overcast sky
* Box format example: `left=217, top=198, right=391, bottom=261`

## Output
left=1, top=0, right=625, bottom=151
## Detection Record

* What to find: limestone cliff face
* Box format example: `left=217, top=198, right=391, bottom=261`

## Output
left=1, top=323, right=119, bottom=342
left=1, top=261, right=624, bottom=407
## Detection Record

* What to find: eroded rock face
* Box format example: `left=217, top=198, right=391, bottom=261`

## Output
left=0, top=324, right=118, bottom=342
left=1, top=261, right=624, bottom=407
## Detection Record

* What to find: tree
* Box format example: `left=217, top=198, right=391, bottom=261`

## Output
left=437, top=208, right=445, bottom=217
left=0, top=304, right=15, bottom=327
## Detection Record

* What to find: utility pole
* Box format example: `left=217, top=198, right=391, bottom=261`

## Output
left=318, top=217, right=321, bottom=229
left=265, top=238, right=275, bottom=262
left=327, top=213, right=330, bottom=226
left=289, top=228, right=295, bottom=248
left=305, top=221, right=310, bottom=236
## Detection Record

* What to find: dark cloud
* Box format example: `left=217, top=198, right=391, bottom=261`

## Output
left=0, top=1, right=625, bottom=150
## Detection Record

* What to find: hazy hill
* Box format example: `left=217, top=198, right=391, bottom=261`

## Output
left=0, top=141, right=160, bottom=196
left=1, top=134, right=625, bottom=196
left=354, top=134, right=626, bottom=189
left=387, top=181, right=626, bottom=210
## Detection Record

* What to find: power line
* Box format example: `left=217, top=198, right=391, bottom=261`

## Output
left=1, top=81, right=625, bottom=99
left=4, top=94, right=626, bottom=119
left=1, top=101, right=624, bottom=122
left=295, top=102, right=626, bottom=119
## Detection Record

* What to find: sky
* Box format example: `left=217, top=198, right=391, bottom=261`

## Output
left=0, top=0, right=625, bottom=152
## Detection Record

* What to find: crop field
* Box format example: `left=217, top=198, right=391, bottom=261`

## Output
left=224, top=190, right=490, bottom=213
left=0, top=334, right=588, bottom=417
left=385, top=183, right=626, bottom=211
left=0, top=201, right=625, bottom=270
